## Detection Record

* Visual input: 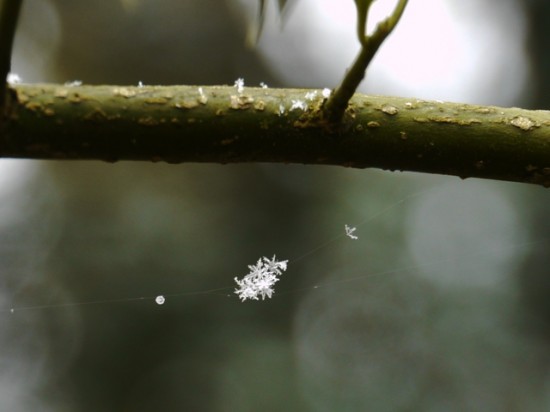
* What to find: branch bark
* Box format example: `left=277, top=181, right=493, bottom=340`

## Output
left=1, top=84, right=549, bottom=187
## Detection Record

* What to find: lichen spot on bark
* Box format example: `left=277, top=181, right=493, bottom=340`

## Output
left=230, top=95, right=254, bottom=110
left=381, top=105, right=398, bottom=115
left=510, top=116, right=536, bottom=131
left=113, top=87, right=136, bottom=98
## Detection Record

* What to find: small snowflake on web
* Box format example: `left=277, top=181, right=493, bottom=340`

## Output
left=345, top=224, right=358, bottom=240
left=234, top=255, right=288, bottom=302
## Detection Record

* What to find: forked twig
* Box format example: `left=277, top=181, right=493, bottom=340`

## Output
left=323, top=0, right=409, bottom=124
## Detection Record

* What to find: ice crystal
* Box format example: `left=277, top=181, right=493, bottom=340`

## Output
left=304, top=91, right=318, bottom=101
left=234, top=78, right=245, bottom=94
left=198, top=87, right=208, bottom=104
left=7, top=73, right=21, bottom=84
left=234, top=255, right=289, bottom=302
left=290, top=99, right=307, bottom=111
left=345, top=224, right=358, bottom=240
left=64, top=80, right=82, bottom=87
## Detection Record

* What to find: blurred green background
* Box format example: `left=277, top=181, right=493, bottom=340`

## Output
left=1, top=0, right=549, bottom=410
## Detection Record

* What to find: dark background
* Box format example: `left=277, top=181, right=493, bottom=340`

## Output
left=1, top=0, right=549, bottom=410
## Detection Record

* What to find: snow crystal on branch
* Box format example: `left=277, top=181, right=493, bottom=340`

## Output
left=234, top=78, right=245, bottom=94
left=198, top=87, right=208, bottom=104
left=7, top=73, right=21, bottom=84
left=234, top=255, right=289, bottom=302
left=64, top=80, right=82, bottom=87
left=304, top=91, right=318, bottom=101
left=290, top=99, right=307, bottom=111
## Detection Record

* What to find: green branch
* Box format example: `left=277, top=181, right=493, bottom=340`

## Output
left=1, top=84, right=549, bottom=187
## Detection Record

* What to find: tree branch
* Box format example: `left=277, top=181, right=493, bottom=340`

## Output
left=1, top=83, right=549, bottom=187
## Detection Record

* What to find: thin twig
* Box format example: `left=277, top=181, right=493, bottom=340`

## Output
left=0, top=0, right=23, bottom=108
left=324, top=0, right=409, bottom=124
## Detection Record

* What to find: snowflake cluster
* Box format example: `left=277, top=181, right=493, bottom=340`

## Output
left=234, top=255, right=288, bottom=302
